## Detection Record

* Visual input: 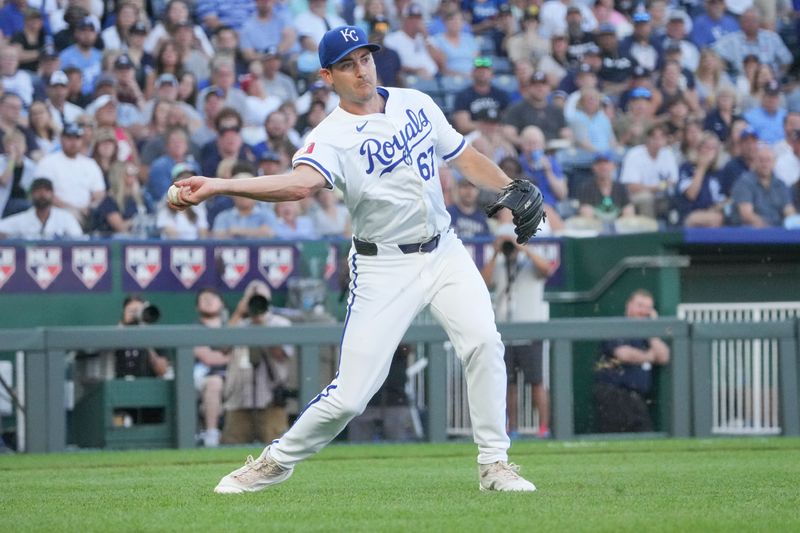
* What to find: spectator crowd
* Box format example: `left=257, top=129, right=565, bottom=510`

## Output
left=0, top=0, right=799, bottom=241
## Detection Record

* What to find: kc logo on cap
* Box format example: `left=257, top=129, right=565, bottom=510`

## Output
left=319, top=25, right=381, bottom=69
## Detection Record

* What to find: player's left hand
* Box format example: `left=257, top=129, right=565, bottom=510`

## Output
left=168, top=176, right=216, bottom=211
left=485, top=179, right=546, bottom=244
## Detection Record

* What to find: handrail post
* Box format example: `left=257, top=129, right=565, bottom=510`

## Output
left=671, top=331, right=691, bottom=437
left=299, top=344, right=321, bottom=407
left=778, top=332, right=799, bottom=436
left=551, top=339, right=574, bottom=440
left=174, top=347, right=196, bottom=448
left=426, top=342, right=447, bottom=443
left=691, top=339, right=713, bottom=437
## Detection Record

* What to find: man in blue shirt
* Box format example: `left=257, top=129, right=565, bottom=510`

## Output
left=239, top=0, right=297, bottom=63
left=731, top=145, right=796, bottom=227
left=743, top=80, right=788, bottom=145
left=58, top=17, right=102, bottom=95
left=689, top=0, right=740, bottom=49
left=447, top=178, right=492, bottom=238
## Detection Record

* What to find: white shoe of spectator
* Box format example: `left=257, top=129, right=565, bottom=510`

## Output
left=214, top=447, right=294, bottom=494
left=478, top=461, right=537, bottom=492
left=202, top=428, right=220, bottom=448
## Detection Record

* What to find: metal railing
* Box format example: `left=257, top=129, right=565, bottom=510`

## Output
left=2, top=317, right=798, bottom=453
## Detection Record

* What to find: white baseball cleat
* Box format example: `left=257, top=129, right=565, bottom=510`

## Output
left=478, top=461, right=537, bottom=492
left=214, top=447, right=294, bottom=494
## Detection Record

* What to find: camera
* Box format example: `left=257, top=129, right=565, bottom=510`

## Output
left=247, top=294, right=270, bottom=316
left=501, top=240, right=516, bottom=257
left=135, top=302, right=160, bottom=324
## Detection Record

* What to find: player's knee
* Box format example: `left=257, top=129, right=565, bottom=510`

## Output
left=466, top=330, right=504, bottom=361
left=334, top=396, right=369, bottom=419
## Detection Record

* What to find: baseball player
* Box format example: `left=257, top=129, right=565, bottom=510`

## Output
left=169, top=25, right=544, bottom=493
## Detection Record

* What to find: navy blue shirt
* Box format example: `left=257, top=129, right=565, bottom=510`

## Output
left=674, top=162, right=725, bottom=223
left=447, top=204, right=491, bottom=238
left=453, top=85, right=510, bottom=120
left=704, top=109, right=740, bottom=142
left=718, top=156, right=749, bottom=197
left=594, top=338, right=654, bottom=395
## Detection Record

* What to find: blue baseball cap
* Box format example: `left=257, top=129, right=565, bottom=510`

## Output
left=629, top=87, right=652, bottom=100
left=593, top=151, right=618, bottom=164
left=632, top=12, right=651, bottom=23
left=318, top=25, right=381, bottom=69
left=739, top=126, right=759, bottom=141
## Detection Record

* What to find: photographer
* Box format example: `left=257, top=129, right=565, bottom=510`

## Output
left=221, top=280, right=295, bottom=445
left=481, top=209, right=555, bottom=439
left=115, top=295, right=170, bottom=379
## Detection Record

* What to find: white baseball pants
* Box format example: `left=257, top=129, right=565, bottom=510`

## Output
left=269, top=230, right=510, bottom=467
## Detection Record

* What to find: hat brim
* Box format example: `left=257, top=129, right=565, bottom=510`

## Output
left=323, top=43, right=381, bottom=69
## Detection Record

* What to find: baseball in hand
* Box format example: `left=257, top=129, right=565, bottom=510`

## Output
left=167, top=184, right=187, bottom=206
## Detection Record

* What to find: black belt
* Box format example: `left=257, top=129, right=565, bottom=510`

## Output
left=353, top=234, right=441, bottom=256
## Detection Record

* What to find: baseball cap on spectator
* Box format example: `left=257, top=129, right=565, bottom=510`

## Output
left=48, top=70, right=68, bottom=86
left=498, top=4, right=512, bottom=15
left=474, top=56, right=493, bottom=69
left=258, top=150, right=281, bottom=163
left=523, top=5, right=539, bottom=21
left=668, top=10, right=688, bottom=23
left=474, top=107, right=500, bottom=123
left=130, top=21, right=148, bottom=34
left=739, top=126, right=759, bottom=141
left=583, top=43, right=601, bottom=56
left=629, top=87, right=652, bottom=100
left=76, top=16, right=96, bottom=30
left=309, top=80, right=330, bottom=92
left=171, top=161, right=198, bottom=180
left=157, top=73, right=178, bottom=87
left=566, top=5, right=581, bottom=15
left=632, top=11, right=651, bottom=23
left=94, top=73, right=116, bottom=90
left=593, top=150, right=617, bottom=164
left=664, top=40, right=682, bottom=54
left=318, top=25, right=381, bottom=69
left=114, top=54, right=134, bottom=69
left=403, top=2, right=424, bottom=17
left=203, top=85, right=225, bottom=101
left=530, top=71, right=547, bottom=84
left=29, top=177, right=53, bottom=192
left=86, top=94, right=115, bottom=115
left=764, top=80, right=781, bottom=95
left=552, top=89, right=568, bottom=100
left=62, top=123, right=85, bottom=137
left=597, top=22, right=616, bottom=35
left=262, top=46, right=279, bottom=59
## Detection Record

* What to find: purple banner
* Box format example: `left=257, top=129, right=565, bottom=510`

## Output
left=122, top=242, right=301, bottom=293
left=0, top=244, right=112, bottom=293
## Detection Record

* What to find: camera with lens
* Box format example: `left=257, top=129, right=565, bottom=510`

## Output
left=500, top=240, right=516, bottom=257
left=135, top=302, right=160, bottom=324
left=247, top=294, right=270, bottom=316
left=271, top=384, right=296, bottom=408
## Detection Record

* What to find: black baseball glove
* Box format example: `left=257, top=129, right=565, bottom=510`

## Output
left=485, top=179, right=546, bottom=244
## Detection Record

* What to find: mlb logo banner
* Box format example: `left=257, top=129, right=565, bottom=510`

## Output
left=72, top=246, right=108, bottom=289
left=125, top=245, right=162, bottom=289
left=171, top=246, right=206, bottom=289
left=0, top=247, right=15, bottom=289
left=215, top=246, right=250, bottom=289
left=25, top=246, right=62, bottom=290
left=258, top=246, right=295, bottom=289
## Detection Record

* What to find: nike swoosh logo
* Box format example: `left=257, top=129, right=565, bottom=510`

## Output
left=356, top=121, right=368, bottom=132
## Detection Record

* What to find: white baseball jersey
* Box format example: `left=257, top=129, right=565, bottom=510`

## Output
left=291, top=87, right=466, bottom=244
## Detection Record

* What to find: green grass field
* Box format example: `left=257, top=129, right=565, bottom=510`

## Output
left=2, top=438, right=799, bottom=532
